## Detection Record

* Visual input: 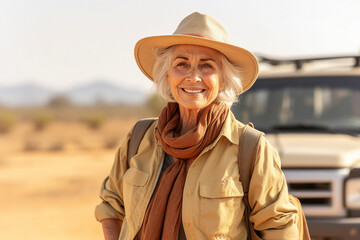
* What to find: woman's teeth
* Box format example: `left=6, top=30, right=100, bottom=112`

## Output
left=183, top=89, right=203, bottom=93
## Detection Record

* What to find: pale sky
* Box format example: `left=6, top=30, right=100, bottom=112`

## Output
left=1, top=0, right=360, bottom=93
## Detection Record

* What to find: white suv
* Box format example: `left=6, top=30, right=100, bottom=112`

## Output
left=231, top=55, right=360, bottom=240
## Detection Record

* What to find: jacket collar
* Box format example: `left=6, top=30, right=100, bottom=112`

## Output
left=199, top=111, right=244, bottom=155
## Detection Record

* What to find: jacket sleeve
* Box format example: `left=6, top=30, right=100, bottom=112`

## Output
left=248, top=136, right=299, bottom=239
left=94, top=130, right=132, bottom=222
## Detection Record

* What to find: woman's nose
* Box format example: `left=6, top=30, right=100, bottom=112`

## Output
left=186, top=68, right=202, bottom=82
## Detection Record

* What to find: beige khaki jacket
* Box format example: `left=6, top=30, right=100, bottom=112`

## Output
left=95, top=112, right=299, bottom=240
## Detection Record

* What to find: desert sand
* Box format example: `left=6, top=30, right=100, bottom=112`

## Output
left=0, top=118, right=138, bottom=240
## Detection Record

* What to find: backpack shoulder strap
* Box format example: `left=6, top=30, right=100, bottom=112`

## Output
left=238, top=123, right=264, bottom=194
left=238, top=122, right=264, bottom=240
left=127, top=118, right=156, bottom=165
left=238, top=124, right=311, bottom=240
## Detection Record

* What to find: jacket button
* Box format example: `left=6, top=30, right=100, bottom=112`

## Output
left=186, top=190, right=192, bottom=196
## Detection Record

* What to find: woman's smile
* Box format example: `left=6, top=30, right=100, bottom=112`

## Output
left=182, top=88, right=205, bottom=94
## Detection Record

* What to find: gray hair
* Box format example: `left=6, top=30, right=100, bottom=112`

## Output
left=152, top=46, right=243, bottom=106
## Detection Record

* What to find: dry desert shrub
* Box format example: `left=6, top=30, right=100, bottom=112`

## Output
left=82, top=113, right=106, bottom=130
left=2, top=105, right=153, bottom=153
left=0, top=111, right=18, bottom=133
left=47, top=140, right=65, bottom=151
left=23, top=135, right=65, bottom=152
left=23, top=137, right=41, bottom=151
left=33, top=111, right=53, bottom=131
left=146, top=93, right=167, bottom=115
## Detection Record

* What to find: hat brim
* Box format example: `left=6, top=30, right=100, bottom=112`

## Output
left=134, top=35, right=259, bottom=93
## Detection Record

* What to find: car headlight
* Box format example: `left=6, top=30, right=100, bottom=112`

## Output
left=346, top=178, right=360, bottom=209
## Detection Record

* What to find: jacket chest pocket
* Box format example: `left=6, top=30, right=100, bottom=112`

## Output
left=199, top=178, right=244, bottom=238
left=123, top=167, right=150, bottom=218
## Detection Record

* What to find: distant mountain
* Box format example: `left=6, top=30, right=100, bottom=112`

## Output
left=64, top=81, right=147, bottom=105
left=0, top=81, right=148, bottom=107
left=0, top=83, right=55, bottom=107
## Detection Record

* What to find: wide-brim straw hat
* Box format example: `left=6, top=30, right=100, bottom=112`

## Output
left=134, top=12, right=259, bottom=93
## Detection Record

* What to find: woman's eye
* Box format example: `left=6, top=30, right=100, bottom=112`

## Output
left=176, top=62, right=188, bottom=68
left=200, top=63, right=214, bottom=69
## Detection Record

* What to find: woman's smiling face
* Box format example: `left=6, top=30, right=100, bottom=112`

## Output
left=167, top=44, right=223, bottom=112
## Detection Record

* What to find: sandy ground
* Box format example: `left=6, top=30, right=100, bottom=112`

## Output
left=0, top=119, right=137, bottom=240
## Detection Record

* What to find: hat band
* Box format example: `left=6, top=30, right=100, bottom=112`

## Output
left=184, top=33, right=213, bottom=40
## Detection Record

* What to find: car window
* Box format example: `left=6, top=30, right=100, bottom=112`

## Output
left=231, top=76, right=360, bottom=133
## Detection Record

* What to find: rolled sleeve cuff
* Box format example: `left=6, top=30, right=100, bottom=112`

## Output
left=262, top=222, right=299, bottom=240
left=95, top=201, right=124, bottom=222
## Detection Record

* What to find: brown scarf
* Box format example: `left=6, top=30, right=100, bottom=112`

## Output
left=141, top=102, right=229, bottom=240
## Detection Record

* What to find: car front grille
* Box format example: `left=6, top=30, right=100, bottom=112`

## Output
left=282, top=169, right=349, bottom=217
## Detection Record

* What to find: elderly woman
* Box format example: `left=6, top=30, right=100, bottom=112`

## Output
left=95, top=12, right=299, bottom=240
